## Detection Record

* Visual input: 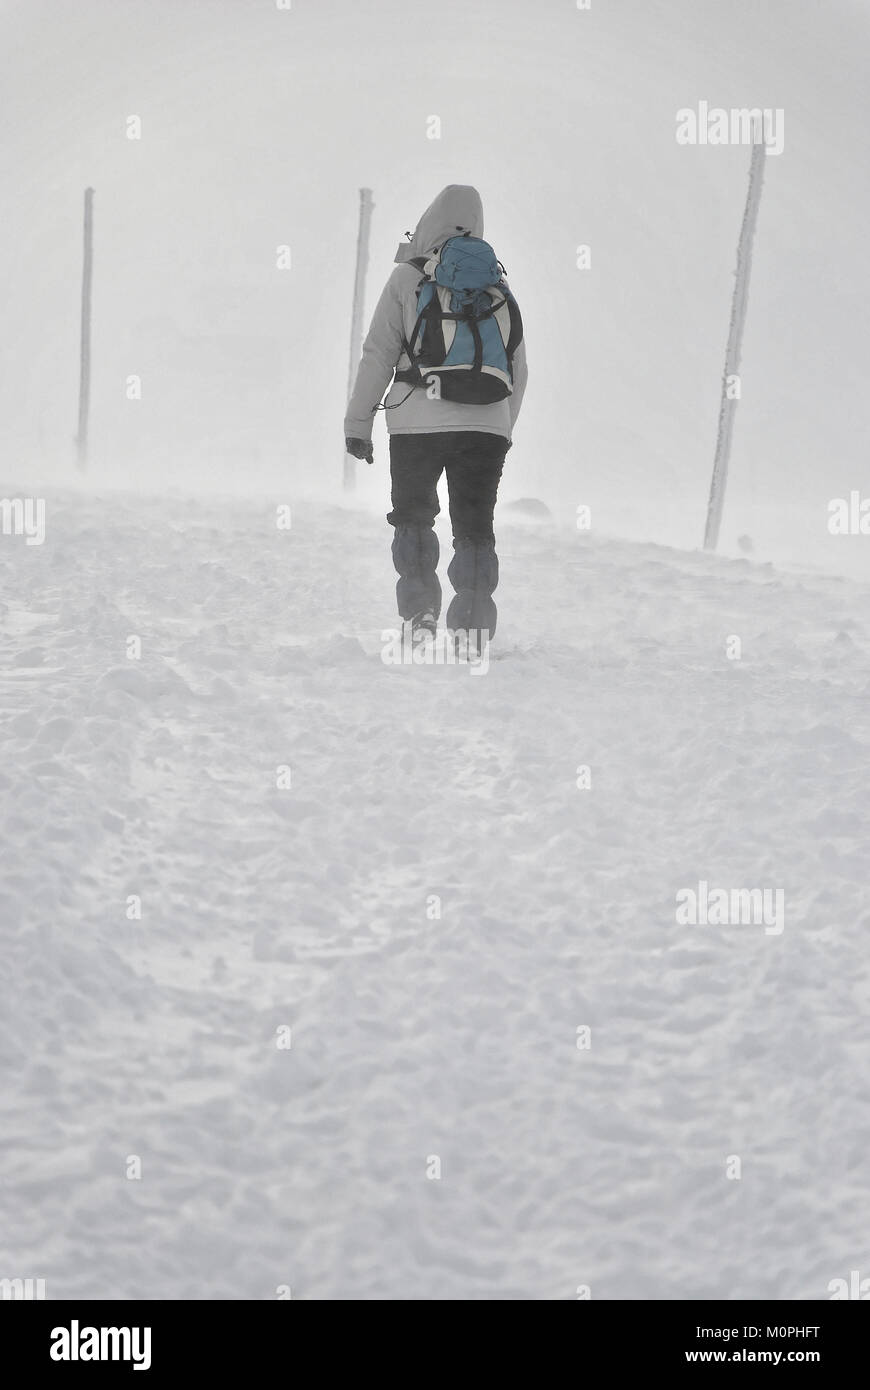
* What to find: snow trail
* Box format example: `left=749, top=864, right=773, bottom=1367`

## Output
left=1, top=491, right=868, bottom=1299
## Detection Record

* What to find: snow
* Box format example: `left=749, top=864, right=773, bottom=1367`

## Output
left=2, top=489, right=868, bottom=1299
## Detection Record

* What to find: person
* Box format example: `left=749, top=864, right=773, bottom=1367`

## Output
left=344, top=184, right=528, bottom=650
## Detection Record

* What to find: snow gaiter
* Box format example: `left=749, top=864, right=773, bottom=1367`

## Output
left=446, top=536, right=499, bottom=640
left=391, top=523, right=441, bottom=621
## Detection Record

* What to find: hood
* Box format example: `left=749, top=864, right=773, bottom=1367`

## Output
left=394, top=184, right=484, bottom=263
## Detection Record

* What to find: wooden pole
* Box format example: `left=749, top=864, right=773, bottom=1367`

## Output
left=75, top=187, right=95, bottom=473
left=703, top=130, right=766, bottom=550
left=344, top=187, right=374, bottom=492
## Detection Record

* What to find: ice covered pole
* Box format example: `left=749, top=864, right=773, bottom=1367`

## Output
left=344, top=187, right=374, bottom=492
left=75, top=187, right=95, bottom=473
left=703, top=131, right=766, bottom=550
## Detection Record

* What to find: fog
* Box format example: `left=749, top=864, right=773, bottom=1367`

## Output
left=2, top=0, right=868, bottom=571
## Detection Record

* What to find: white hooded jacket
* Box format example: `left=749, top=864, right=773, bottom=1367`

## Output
left=344, top=185, right=528, bottom=442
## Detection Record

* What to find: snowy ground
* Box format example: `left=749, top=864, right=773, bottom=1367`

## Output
left=1, top=489, right=869, bottom=1300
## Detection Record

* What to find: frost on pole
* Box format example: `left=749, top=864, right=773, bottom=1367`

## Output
left=76, top=187, right=95, bottom=474
left=344, top=188, right=374, bottom=492
left=704, top=131, right=767, bottom=551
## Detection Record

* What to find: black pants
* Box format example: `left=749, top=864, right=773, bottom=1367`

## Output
left=387, top=431, right=508, bottom=634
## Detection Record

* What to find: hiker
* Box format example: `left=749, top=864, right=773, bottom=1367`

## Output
left=344, top=184, right=528, bottom=650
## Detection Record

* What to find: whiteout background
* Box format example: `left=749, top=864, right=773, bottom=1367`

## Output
left=1, top=0, right=869, bottom=1301
left=3, top=0, right=869, bottom=569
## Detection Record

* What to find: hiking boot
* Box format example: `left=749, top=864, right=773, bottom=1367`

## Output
left=411, top=610, right=438, bottom=637
left=450, top=626, right=489, bottom=661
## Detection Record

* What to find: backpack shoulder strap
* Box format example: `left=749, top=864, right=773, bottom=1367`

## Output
left=504, top=288, right=523, bottom=360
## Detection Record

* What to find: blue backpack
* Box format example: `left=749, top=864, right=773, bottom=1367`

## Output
left=394, top=234, right=523, bottom=404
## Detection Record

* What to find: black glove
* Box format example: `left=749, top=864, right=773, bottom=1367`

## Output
left=345, top=436, right=374, bottom=465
